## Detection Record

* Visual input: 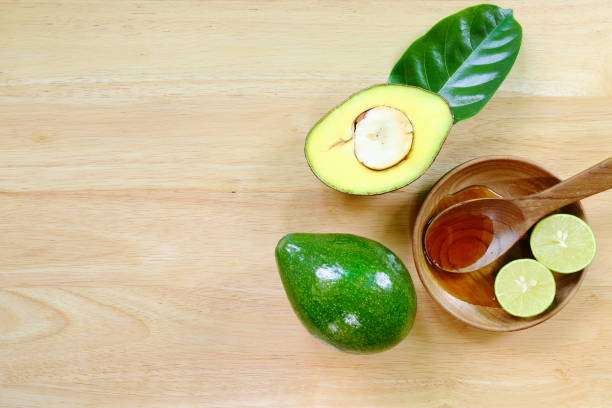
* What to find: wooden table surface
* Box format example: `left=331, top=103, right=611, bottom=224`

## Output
left=1, top=1, right=611, bottom=407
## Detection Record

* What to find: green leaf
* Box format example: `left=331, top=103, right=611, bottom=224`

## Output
left=388, top=4, right=522, bottom=123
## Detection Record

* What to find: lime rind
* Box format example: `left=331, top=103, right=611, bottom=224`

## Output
left=494, top=259, right=556, bottom=318
left=530, top=214, right=596, bottom=274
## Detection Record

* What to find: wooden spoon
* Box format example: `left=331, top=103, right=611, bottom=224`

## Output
left=424, top=157, right=612, bottom=273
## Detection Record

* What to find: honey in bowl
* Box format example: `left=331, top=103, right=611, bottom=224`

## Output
left=425, top=185, right=500, bottom=271
left=423, top=186, right=532, bottom=308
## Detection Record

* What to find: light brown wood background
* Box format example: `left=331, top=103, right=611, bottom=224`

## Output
left=1, top=1, right=611, bottom=407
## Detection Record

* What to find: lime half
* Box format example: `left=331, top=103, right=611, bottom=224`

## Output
left=495, top=259, right=556, bottom=318
left=530, top=214, right=596, bottom=273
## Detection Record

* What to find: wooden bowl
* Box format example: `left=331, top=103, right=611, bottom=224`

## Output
left=412, top=156, right=587, bottom=331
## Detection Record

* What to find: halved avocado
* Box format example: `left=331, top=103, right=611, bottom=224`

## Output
left=305, top=84, right=453, bottom=195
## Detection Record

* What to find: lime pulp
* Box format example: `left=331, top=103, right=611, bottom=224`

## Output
left=530, top=214, right=596, bottom=273
left=494, top=259, right=556, bottom=318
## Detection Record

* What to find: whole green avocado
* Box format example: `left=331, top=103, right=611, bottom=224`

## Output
left=275, top=233, right=417, bottom=353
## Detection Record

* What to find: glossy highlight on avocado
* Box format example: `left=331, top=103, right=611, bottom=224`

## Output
left=276, top=233, right=417, bottom=353
left=305, top=84, right=453, bottom=195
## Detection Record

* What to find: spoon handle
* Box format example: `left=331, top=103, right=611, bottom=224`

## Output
left=515, top=157, right=612, bottom=224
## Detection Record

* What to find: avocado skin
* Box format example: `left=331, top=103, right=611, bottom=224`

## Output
left=275, top=233, right=417, bottom=353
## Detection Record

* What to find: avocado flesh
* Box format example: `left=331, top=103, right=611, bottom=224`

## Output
left=276, top=233, right=417, bottom=354
left=305, top=84, right=453, bottom=195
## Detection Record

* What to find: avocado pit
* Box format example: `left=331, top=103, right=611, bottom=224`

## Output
left=353, top=106, right=414, bottom=170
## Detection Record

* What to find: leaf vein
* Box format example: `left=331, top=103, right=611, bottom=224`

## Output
left=443, top=22, right=451, bottom=78
left=422, top=44, right=432, bottom=91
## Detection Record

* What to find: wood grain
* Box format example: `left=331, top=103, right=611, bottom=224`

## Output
left=516, top=157, right=612, bottom=224
left=1, top=0, right=611, bottom=407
